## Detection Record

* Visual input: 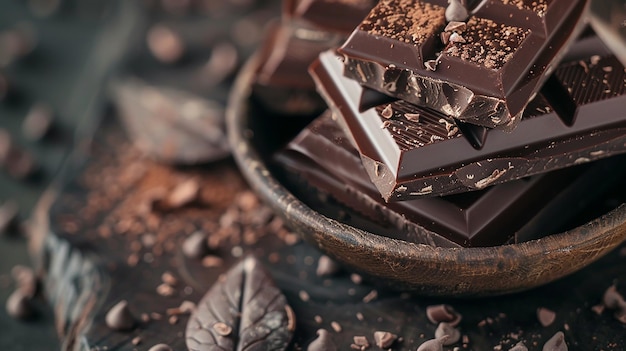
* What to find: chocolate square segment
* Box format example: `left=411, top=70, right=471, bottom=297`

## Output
left=339, top=0, right=589, bottom=129
left=310, top=39, right=626, bottom=201
left=275, top=113, right=626, bottom=247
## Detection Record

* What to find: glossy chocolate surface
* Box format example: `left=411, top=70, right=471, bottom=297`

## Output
left=338, top=0, right=589, bottom=129
left=275, top=112, right=626, bottom=247
left=310, top=37, right=626, bottom=201
left=284, top=0, right=376, bottom=34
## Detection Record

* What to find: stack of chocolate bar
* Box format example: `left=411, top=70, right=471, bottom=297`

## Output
left=273, top=0, right=626, bottom=247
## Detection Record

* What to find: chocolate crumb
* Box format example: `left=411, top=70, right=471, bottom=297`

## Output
left=362, top=290, right=378, bottom=303
left=435, top=322, right=461, bottom=345
left=299, top=290, right=310, bottom=302
left=591, top=304, right=605, bottom=315
left=132, top=336, right=142, bottom=345
left=350, top=273, right=362, bottom=284
left=5, top=289, right=33, bottom=320
left=147, top=24, right=184, bottom=64
left=202, top=255, right=223, bottom=267
left=331, top=321, right=342, bottom=332
left=374, top=331, right=398, bottom=348
left=316, top=255, right=340, bottom=277
left=308, top=329, right=337, bottom=351
left=381, top=104, right=393, bottom=119
left=509, top=341, right=528, bottom=351
left=156, top=283, right=175, bottom=297
left=417, top=335, right=449, bottom=351
left=352, top=335, right=369, bottom=350
left=426, top=304, right=462, bottom=326
left=537, top=307, right=556, bottom=327
left=542, top=331, right=567, bottom=351
left=168, top=315, right=178, bottom=325
left=356, top=312, right=364, bottom=321
left=105, top=300, right=136, bottom=331
left=314, top=315, right=323, bottom=324
left=602, top=285, right=625, bottom=309
left=148, top=344, right=173, bottom=351
left=164, top=178, right=199, bottom=209
left=11, top=265, right=37, bottom=298
left=161, top=271, right=178, bottom=286
left=404, top=112, right=420, bottom=122
left=182, top=231, right=208, bottom=259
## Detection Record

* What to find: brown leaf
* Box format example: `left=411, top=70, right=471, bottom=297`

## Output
left=185, top=256, right=294, bottom=351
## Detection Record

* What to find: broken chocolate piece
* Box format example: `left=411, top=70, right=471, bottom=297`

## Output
left=435, top=322, right=460, bottom=345
left=338, top=0, right=589, bottom=129
left=542, top=331, right=568, bottom=351
left=275, top=112, right=626, bottom=246
left=373, top=331, right=398, bottom=349
left=417, top=335, right=448, bottom=351
left=426, top=304, right=462, bottom=326
left=537, top=307, right=556, bottom=327
left=311, top=39, right=626, bottom=200
left=308, top=329, right=337, bottom=351
left=105, top=300, right=136, bottom=332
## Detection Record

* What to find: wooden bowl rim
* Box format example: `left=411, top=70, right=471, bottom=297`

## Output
left=226, top=54, right=626, bottom=296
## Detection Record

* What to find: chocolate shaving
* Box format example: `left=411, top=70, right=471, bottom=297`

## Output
left=185, top=256, right=294, bottom=351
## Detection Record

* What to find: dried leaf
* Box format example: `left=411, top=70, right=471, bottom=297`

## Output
left=186, top=256, right=294, bottom=351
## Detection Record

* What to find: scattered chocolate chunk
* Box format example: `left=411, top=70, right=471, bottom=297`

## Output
left=156, top=283, right=175, bottom=297
left=602, top=285, right=626, bottom=309
left=146, top=24, right=185, bottom=64
left=509, top=342, right=528, bottom=351
left=362, top=290, right=377, bottom=303
left=426, top=304, right=462, bottom=326
left=161, top=271, right=178, bottom=286
left=417, top=335, right=449, bottom=351
left=308, top=329, right=337, bottom=351
left=331, top=321, right=342, bottom=332
left=591, top=304, right=605, bottom=315
left=22, top=103, right=54, bottom=141
left=105, top=300, right=136, bottom=332
left=351, top=335, right=369, bottom=350
left=537, top=307, right=557, bottom=327
left=163, top=178, right=199, bottom=209
left=182, top=231, right=208, bottom=259
left=542, top=331, right=567, bottom=351
left=350, top=273, right=362, bottom=285
left=299, top=290, right=311, bottom=302
left=131, top=336, right=142, bottom=345
left=185, top=256, right=293, bottom=351
left=5, top=289, right=34, bottom=320
left=148, top=343, right=173, bottom=351
left=445, top=0, right=468, bottom=22
left=373, top=331, right=398, bottom=349
left=202, top=255, right=224, bottom=267
left=316, top=255, right=341, bottom=277
left=435, top=322, right=461, bottom=345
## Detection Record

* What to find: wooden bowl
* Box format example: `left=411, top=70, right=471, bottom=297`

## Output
left=226, top=55, right=626, bottom=297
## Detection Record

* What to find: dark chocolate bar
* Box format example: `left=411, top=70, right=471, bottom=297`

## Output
left=310, top=38, right=626, bottom=201
left=274, top=112, right=626, bottom=247
left=338, top=0, right=589, bottom=129
left=284, top=0, right=377, bottom=34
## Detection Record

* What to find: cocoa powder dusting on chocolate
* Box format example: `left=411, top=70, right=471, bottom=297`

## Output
left=361, top=0, right=446, bottom=45
left=444, top=17, right=528, bottom=70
